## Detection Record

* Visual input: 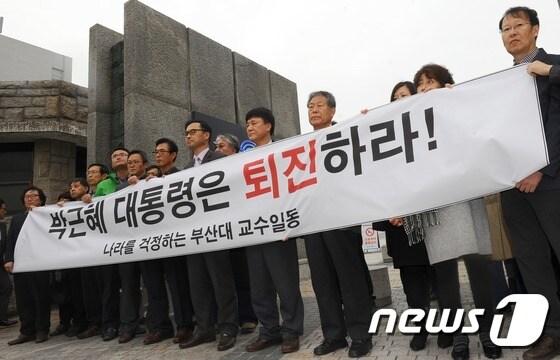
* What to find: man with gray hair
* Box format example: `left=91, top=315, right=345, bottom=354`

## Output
left=214, top=134, right=240, bottom=156
left=214, top=133, right=259, bottom=334
left=304, top=91, right=373, bottom=358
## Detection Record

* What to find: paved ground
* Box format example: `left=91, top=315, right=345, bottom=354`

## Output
left=0, top=262, right=529, bottom=359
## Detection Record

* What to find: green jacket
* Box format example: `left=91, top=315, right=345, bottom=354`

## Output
left=95, top=173, right=119, bottom=196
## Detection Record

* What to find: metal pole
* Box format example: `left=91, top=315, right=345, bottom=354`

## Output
left=0, top=17, right=3, bottom=34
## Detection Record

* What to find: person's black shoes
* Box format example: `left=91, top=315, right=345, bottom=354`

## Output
left=35, top=331, right=49, bottom=343
left=102, top=327, right=118, bottom=341
left=348, top=339, right=372, bottom=358
left=410, top=332, right=428, bottom=351
left=217, top=333, right=236, bottom=351
left=179, top=332, right=216, bottom=349
left=313, top=338, right=348, bottom=356
left=8, top=334, right=35, bottom=345
left=451, top=334, right=470, bottom=360
left=438, top=333, right=454, bottom=348
left=479, top=332, right=502, bottom=359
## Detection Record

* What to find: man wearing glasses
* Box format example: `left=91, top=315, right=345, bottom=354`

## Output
left=79, top=147, right=129, bottom=342
left=153, top=138, right=180, bottom=175
left=142, top=138, right=195, bottom=346
left=179, top=120, right=239, bottom=351
left=498, top=6, right=560, bottom=360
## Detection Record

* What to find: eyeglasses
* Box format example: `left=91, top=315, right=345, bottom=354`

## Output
left=111, top=152, right=128, bottom=159
left=500, top=23, right=530, bottom=34
left=152, top=150, right=170, bottom=155
left=185, top=129, right=205, bottom=136
left=24, top=194, right=40, bottom=199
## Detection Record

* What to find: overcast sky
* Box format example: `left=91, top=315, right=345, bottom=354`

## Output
left=2, top=0, right=559, bottom=132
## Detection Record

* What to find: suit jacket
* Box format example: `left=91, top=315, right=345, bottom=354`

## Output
left=0, top=222, right=7, bottom=265
left=5, top=212, right=28, bottom=263
left=534, top=48, right=560, bottom=191
left=184, top=148, right=226, bottom=169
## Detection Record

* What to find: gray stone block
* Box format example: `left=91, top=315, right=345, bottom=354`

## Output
left=269, top=71, right=300, bottom=139
left=368, top=264, right=392, bottom=307
left=0, top=81, right=28, bottom=89
left=0, top=97, right=32, bottom=107
left=0, top=89, right=17, bottom=96
left=4, top=108, right=23, bottom=120
left=33, top=139, right=76, bottom=206
left=233, top=52, right=271, bottom=124
left=61, top=96, right=77, bottom=119
left=89, top=24, right=123, bottom=113
left=188, top=29, right=236, bottom=123
left=89, top=24, right=122, bottom=165
left=124, top=0, right=189, bottom=109
left=24, top=107, right=45, bottom=119
left=87, top=112, right=112, bottom=165
left=124, top=92, right=190, bottom=166
left=17, top=88, right=59, bottom=96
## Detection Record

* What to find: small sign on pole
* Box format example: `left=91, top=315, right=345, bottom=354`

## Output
left=361, top=223, right=381, bottom=253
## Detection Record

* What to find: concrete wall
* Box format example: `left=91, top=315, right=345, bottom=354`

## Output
left=89, top=0, right=300, bottom=167
left=0, top=34, right=72, bottom=82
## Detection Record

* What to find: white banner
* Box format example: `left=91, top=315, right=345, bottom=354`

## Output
left=14, top=65, right=547, bottom=272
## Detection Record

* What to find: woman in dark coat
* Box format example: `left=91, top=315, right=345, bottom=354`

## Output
left=373, top=81, right=434, bottom=352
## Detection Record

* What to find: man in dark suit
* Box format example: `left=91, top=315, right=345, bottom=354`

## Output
left=179, top=120, right=239, bottom=351
left=305, top=92, right=373, bottom=358
left=0, top=198, right=17, bottom=328
left=244, top=108, right=304, bottom=354
left=116, top=150, right=149, bottom=343
left=142, top=138, right=195, bottom=345
left=4, top=186, right=51, bottom=345
left=498, top=6, right=560, bottom=360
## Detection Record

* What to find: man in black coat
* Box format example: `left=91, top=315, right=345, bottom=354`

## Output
left=4, top=186, right=51, bottom=345
left=0, top=198, right=17, bottom=327
left=305, top=92, right=373, bottom=358
left=179, top=119, right=239, bottom=351
left=498, top=6, right=560, bottom=360
left=142, top=138, right=195, bottom=345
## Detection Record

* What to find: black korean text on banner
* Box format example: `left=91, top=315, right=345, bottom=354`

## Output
left=13, top=65, right=547, bottom=272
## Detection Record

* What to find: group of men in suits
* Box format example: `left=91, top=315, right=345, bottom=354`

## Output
left=0, top=102, right=376, bottom=358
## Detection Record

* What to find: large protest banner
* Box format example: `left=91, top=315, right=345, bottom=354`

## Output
left=13, top=65, right=547, bottom=272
